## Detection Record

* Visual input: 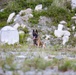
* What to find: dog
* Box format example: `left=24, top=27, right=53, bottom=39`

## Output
left=36, top=37, right=46, bottom=48
left=32, top=29, right=45, bottom=48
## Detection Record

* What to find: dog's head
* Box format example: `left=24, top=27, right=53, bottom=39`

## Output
left=33, top=29, right=38, bottom=35
left=32, top=29, right=38, bottom=38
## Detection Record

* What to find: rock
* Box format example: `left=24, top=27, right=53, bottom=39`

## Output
left=25, top=71, right=36, bottom=75
left=55, top=55, right=63, bottom=60
left=60, top=20, right=67, bottom=25
left=36, top=71, right=42, bottom=75
left=19, top=31, right=25, bottom=34
left=0, top=26, right=19, bottom=45
left=62, top=36, right=69, bottom=45
left=7, top=12, right=15, bottom=23
left=14, top=14, right=24, bottom=25
left=71, top=0, right=76, bottom=9
left=16, top=55, right=26, bottom=59
left=27, top=37, right=32, bottom=42
left=5, top=71, right=13, bottom=75
left=71, top=14, right=76, bottom=20
left=63, top=30, right=70, bottom=36
left=17, top=70, right=24, bottom=75
left=13, top=23, right=20, bottom=29
left=45, top=34, right=50, bottom=40
left=0, top=8, right=4, bottom=12
left=0, top=67, right=4, bottom=75
left=21, top=24, right=26, bottom=28
left=58, top=24, right=64, bottom=31
left=72, top=26, right=75, bottom=31
left=54, top=21, right=70, bottom=45
left=35, top=4, right=42, bottom=11
left=74, top=33, right=76, bottom=37
left=54, top=24, right=64, bottom=37
left=39, top=16, right=51, bottom=25
left=54, top=30, right=64, bottom=37
left=22, top=14, right=33, bottom=21
left=19, top=8, right=32, bottom=15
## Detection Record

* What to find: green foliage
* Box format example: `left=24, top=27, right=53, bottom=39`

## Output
left=0, top=10, right=10, bottom=19
left=23, top=57, right=52, bottom=70
left=18, top=26, right=28, bottom=34
left=65, top=1, right=71, bottom=10
left=29, top=17, right=39, bottom=24
left=29, top=5, right=73, bottom=25
left=19, top=33, right=25, bottom=44
left=5, top=0, right=53, bottom=13
left=0, top=21, right=7, bottom=28
left=0, top=9, right=10, bottom=28
left=25, top=0, right=53, bottom=9
left=29, top=10, right=47, bottom=24
left=47, top=6, right=72, bottom=23
left=58, top=60, right=72, bottom=72
left=5, top=1, right=22, bottom=13
left=33, top=57, right=51, bottom=70
left=73, top=8, right=76, bottom=13
left=68, top=36, right=76, bottom=47
left=18, top=26, right=29, bottom=44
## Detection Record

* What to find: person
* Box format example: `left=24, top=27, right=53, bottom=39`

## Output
left=32, top=29, right=38, bottom=45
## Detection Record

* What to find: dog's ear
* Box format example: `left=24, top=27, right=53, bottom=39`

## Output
left=36, top=29, right=38, bottom=33
left=33, top=29, right=35, bottom=33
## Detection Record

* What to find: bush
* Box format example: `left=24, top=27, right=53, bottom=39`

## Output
left=29, top=10, right=47, bottom=24
left=5, top=1, right=22, bottom=13
left=18, top=26, right=29, bottom=44
left=58, top=60, right=71, bottom=72
left=19, top=33, right=25, bottom=44
left=65, top=1, right=71, bottom=10
left=0, top=10, right=10, bottom=19
left=25, top=0, right=53, bottom=9
left=0, top=21, right=7, bottom=28
left=23, top=57, right=52, bottom=70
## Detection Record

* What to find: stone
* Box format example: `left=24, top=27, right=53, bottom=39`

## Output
left=71, top=0, right=76, bottom=9
left=62, top=36, right=69, bottom=45
left=19, top=8, right=32, bottom=15
left=55, top=55, right=63, bottom=60
left=13, top=23, right=20, bottom=29
left=39, top=16, right=51, bottom=26
left=0, top=26, right=19, bottom=45
left=54, top=30, right=64, bottom=37
left=72, top=26, right=75, bottom=31
left=63, top=30, right=70, bottom=36
left=5, top=71, right=13, bottom=75
left=22, top=14, right=33, bottom=21
left=25, top=71, right=36, bottom=75
left=60, top=20, right=67, bottom=25
left=7, top=12, right=15, bottom=23
left=0, top=8, right=4, bottom=12
left=14, top=14, right=24, bottom=25
left=45, top=34, right=50, bottom=40
left=19, top=31, right=25, bottom=34
left=58, top=24, right=64, bottom=30
left=27, top=37, right=32, bottom=42
left=35, top=4, right=42, bottom=11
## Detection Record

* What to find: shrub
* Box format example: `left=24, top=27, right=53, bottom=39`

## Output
left=0, top=10, right=10, bottom=19
left=58, top=60, right=71, bottom=72
left=23, top=57, right=52, bottom=70
left=18, top=26, right=29, bottom=44
left=65, top=1, right=71, bottom=10
left=26, top=0, right=53, bottom=9
left=0, top=21, right=7, bottom=28
left=5, top=1, right=22, bottom=13
left=33, top=57, right=51, bottom=70
left=19, top=33, right=25, bottom=44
